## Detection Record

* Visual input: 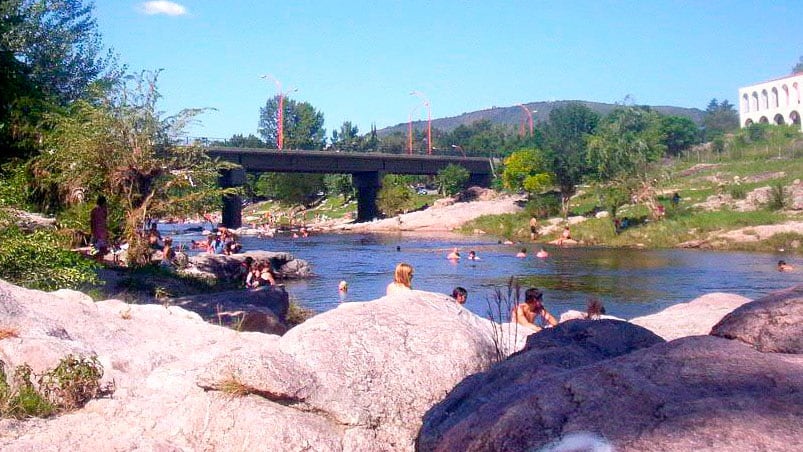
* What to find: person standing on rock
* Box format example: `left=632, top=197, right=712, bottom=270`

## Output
left=90, top=195, right=109, bottom=258
left=387, top=263, right=413, bottom=295
left=512, top=288, right=558, bottom=332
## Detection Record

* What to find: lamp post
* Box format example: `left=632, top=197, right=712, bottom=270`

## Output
left=411, top=90, right=432, bottom=155
left=451, top=144, right=466, bottom=157
left=408, top=104, right=420, bottom=155
left=261, top=74, right=295, bottom=151
left=518, top=104, right=535, bottom=137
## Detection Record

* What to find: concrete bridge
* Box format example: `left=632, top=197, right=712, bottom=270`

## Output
left=206, top=147, right=494, bottom=228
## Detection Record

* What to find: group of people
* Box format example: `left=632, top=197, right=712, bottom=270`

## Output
left=241, top=257, right=277, bottom=288
left=190, top=224, right=243, bottom=255
left=446, top=248, right=480, bottom=261
left=384, top=262, right=614, bottom=334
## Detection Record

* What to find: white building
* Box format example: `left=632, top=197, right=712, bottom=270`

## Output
left=739, top=73, right=803, bottom=131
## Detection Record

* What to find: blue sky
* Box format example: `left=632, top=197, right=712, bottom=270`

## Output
left=95, top=1, right=803, bottom=141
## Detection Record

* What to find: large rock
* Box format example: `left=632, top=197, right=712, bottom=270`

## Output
left=417, top=320, right=664, bottom=450
left=187, top=250, right=312, bottom=281
left=171, top=285, right=290, bottom=334
left=417, top=333, right=803, bottom=451
left=630, top=292, right=751, bottom=341
left=0, top=281, right=504, bottom=451
left=710, top=285, right=803, bottom=353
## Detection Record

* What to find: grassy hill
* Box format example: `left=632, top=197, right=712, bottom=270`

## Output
left=377, top=100, right=704, bottom=136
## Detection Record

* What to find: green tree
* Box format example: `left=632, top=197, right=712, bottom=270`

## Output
left=377, top=174, right=414, bottom=216
left=29, top=71, right=229, bottom=265
left=258, top=96, right=326, bottom=150
left=219, top=134, right=266, bottom=148
left=324, top=173, right=354, bottom=200
left=587, top=106, right=666, bottom=184
left=436, top=164, right=470, bottom=196
left=543, top=103, right=600, bottom=216
left=659, top=115, right=700, bottom=156
left=701, top=99, right=739, bottom=141
left=501, top=149, right=554, bottom=195
left=253, top=173, right=326, bottom=205
left=331, top=121, right=359, bottom=151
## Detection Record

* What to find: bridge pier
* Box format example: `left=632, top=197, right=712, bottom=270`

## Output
left=353, top=171, right=382, bottom=222
left=218, top=168, right=246, bottom=229
left=468, top=172, right=491, bottom=188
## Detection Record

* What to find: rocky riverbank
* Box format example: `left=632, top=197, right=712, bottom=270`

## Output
left=0, top=279, right=800, bottom=451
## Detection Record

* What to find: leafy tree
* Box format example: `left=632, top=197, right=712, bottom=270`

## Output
left=331, top=121, right=359, bottom=151
left=0, top=0, right=118, bottom=104
left=701, top=99, right=739, bottom=141
left=659, top=115, right=700, bottom=156
left=253, top=173, right=325, bottom=205
left=29, top=71, right=230, bottom=265
left=219, top=134, right=266, bottom=148
left=258, top=96, right=326, bottom=150
left=436, top=164, right=469, bottom=196
left=377, top=174, right=414, bottom=216
left=586, top=106, right=666, bottom=184
left=543, top=103, right=599, bottom=216
left=501, top=149, right=554, bottom=195
left=324, top=173, right=354, bottom=201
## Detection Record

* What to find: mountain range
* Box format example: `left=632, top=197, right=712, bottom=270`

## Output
left=377, top=100, right=704, bottom=136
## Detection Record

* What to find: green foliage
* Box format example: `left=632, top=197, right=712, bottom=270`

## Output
left=702, top=99, right=739, bottom=141
left=501, top=149, right=554, bottom=194
left=258, top=96, right=326, bottom=150
left=0, top=226, right=100, bottom=291
left=587, top=105, right=666, bottom=184
left=377, top=175, right=414, bottom=216
left=767, top=182, right=788, bottom=211
left=436, top=164, right=470, bottom=196
left=29, top=71, right=227, bottom=265
left=660, top=115, right=700, bottom=155
left=324, top=174, right=355, bottom=201
left=526, top=193, right=561, bottom=218
left=1, top=355, right=110, bottom=419
left=793, top=55, right=803, bottom=74
left=253, top=173, right=326, bottom=205
left=0, top=160, right=31, bottom=209
left=729, top=184, right=747, bottom=200
left=595, top=184, right=631, bottom=219
left=543, top=103, right=600, bottom=215
left=218, top=134, right=266, bottom=148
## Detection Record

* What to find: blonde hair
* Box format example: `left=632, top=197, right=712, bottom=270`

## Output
left=393, top=262, right=414, bottom=288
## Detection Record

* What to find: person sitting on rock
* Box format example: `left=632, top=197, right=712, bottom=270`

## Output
left=386, top=263, right=413, bottom=295
left=586, top=297, right=606, bottom=320
left=511, top=287, right=558, bottom=332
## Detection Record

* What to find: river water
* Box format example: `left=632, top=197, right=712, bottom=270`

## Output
left=168, top=226, right=800, bottom=320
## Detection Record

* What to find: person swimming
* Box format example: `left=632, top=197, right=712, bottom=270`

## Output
left=778, top=260, right=795, bottom=272
left=468, top=250, right=480, bottom=260
left=447, top=247, right=461, bottom=260
left=516, top=247, right=527, bottom=258
left=536, top=248, right=549, bottom=258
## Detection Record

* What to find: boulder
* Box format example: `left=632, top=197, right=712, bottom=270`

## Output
left=417, top=320, right=664, bottom=450
left=630, top=292, right=751, bottom=341
left=171, top=285, right=290, bottom=322
left=417, top=333, right=803, bottom=451
left=187, top=250, right=311, bottom=281
left=0, top=282, right=504, bottom=451
left=710, top=285, right=803, bottom=353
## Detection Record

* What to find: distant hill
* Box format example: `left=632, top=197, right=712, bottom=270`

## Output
left=377, top=100, right=704, bottom=136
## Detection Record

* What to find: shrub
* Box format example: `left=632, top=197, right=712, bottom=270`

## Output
left=729, top=184, right=747, bottom=200
left=767, top=182, right=788, bottom=211
left=0, top=226, right=100, bottom=291
left=526, top=192, right=561, bottom=218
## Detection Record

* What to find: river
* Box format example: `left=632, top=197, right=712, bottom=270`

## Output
left=168, top=226, right=800, bottom=320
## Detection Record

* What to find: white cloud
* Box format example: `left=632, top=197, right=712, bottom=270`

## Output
left=141, top=1, right=188, bottom=16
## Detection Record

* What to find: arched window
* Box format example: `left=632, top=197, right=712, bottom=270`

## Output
left=783, top=85, right=790, bottom=106
left=759, top=116, right=769, bottom=124
left=771, top=87, right=779, bottom=108
left=752, top=92, right=760, bottom=111
left=774, top=114, right=785, bottom=125
left=794, top=83, right=800, bottom=104
left=791, top=111, right=801, bottom=125
left=742, top=93, right=750, bottom=113
left=745, top=119, right=754, bottom=127
left=761, top=89, right=769, bottom=110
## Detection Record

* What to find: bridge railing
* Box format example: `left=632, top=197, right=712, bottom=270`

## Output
left=176, top=136, right=497, bottom=159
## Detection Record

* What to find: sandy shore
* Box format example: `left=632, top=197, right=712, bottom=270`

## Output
left=329, top=194, right=525, bottom=233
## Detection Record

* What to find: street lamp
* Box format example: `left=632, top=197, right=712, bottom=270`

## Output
left=518, top=104, right=535, bottom=137
left=411, top=90, right=432, bottom=155
left=451, top=144, right=466, bottom=157
left=261, top=74, right=296, bottom=151
left=408, top=104, right=420, bottom=155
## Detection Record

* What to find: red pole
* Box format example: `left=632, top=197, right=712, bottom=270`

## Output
left=426, top=103, right=432, bottom=155
left=278, top=94, right=284, bottom=150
